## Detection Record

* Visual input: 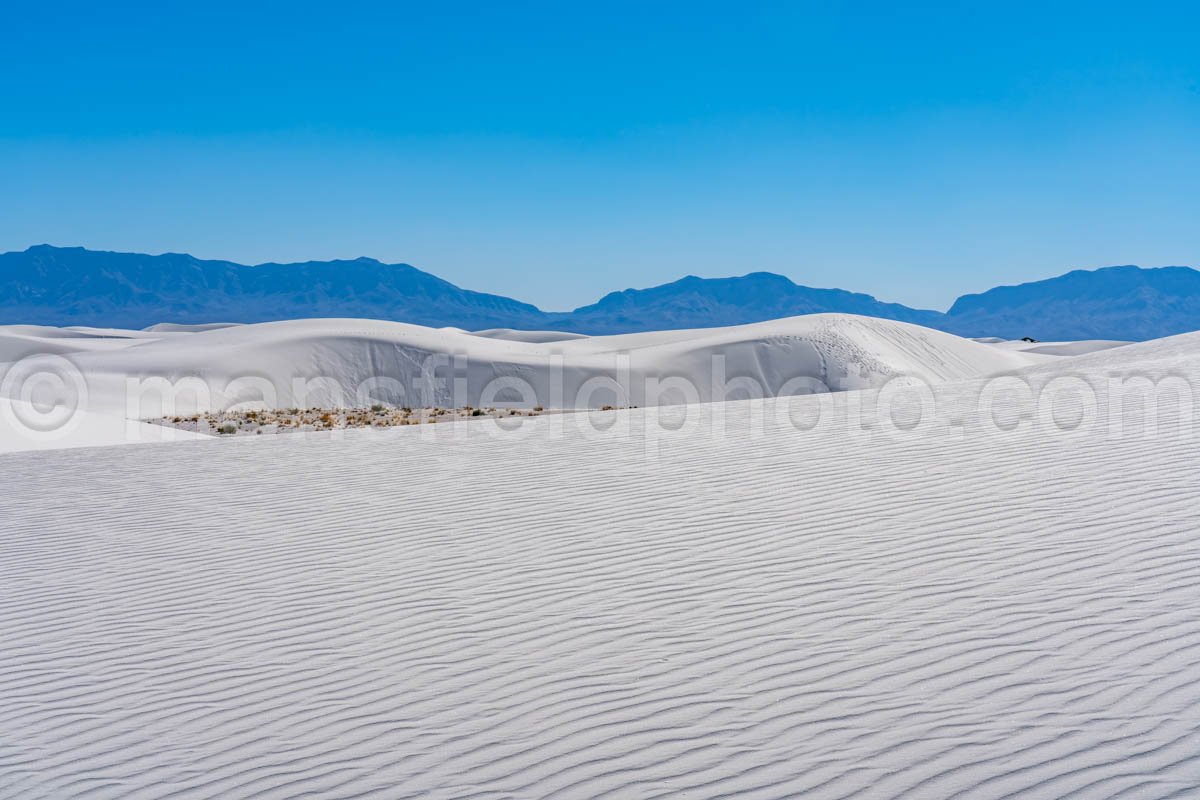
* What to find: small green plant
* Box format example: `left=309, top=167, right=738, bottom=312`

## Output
left=217, top=423, right=237, bottom=435
left=370, top=403, right=385, bottom=412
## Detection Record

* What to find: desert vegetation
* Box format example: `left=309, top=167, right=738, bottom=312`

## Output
left=152, top=405, right=551, bottom=436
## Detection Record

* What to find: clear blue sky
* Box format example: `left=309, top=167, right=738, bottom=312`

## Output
left=2, top=1, right=1197, bottom=311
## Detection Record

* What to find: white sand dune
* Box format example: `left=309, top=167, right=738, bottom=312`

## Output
left=971, top=336, right=1130, bottom=357
left=1, top=332, right=1198, bottom=797
left=1022, top=328, right=1200, bottom=375
left=0, top=397, right=208, bottom=450
left=2, top=314, right=1053, bottom=451
left=55, top=314, right=1044, bottom=412
left=0, top=323, right=224, bottom=363
left=142, top=321, right=244, bottom=333
left=986, top=338, right=1131, bottom=357
left=470, top=327, right=591, bottom=343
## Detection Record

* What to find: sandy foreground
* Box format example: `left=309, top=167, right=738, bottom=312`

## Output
left=2, top=322, right=1198, bottom=798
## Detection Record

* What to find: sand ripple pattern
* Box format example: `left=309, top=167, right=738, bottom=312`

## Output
left=2, top=369, right=1200, bottom=798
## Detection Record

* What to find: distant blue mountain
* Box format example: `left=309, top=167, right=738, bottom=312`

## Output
left=941, top=266, right=1200, bottom=341
left=548, top=273, right=942, bottom=334
left=2, top=245, right=1198, bottom=340
left=0, top=246, right=943, bottom=332
left=1, top=245, right=545, bottom=331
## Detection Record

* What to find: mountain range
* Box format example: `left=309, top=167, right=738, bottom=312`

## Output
left=3, top=244, right=1198, bottom=341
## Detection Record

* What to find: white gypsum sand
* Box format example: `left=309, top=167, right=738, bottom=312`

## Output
left=1, top=314, right=1073, bottom=452
left=1, top=327, right=1198, bottom=797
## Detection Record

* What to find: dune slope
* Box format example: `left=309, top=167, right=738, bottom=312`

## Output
left=63, top=314, right=1040, bottom=414
left=1, top=336, right=1199, bottom=798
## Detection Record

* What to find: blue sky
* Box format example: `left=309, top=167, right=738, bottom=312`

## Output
left=2, top=1, right=1197, bottom=311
